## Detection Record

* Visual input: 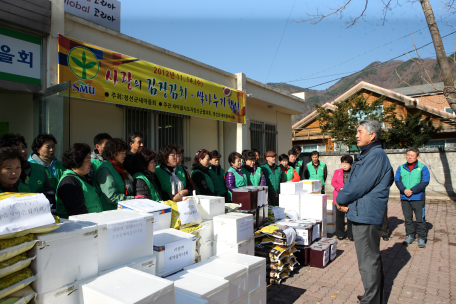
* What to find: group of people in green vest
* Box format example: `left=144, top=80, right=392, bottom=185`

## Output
left=0, top=131, right=328, bottom=217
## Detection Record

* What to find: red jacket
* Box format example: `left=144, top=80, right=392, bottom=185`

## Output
left=280, top=165, right=301, bottom=182
left=331, top=168, right=345, bottom=205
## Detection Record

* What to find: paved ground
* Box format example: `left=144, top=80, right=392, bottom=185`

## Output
left=267, top=199, right=456, bottom=304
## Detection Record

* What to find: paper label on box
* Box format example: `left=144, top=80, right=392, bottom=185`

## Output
left=330, top=244, right=337, bottom=260
left=323, top=250, right=328, bottom=267
left=237, top=218, right=253, bottom=242
left=272, top=207, right=286, bottom=220
left=297, top=229, right=309, bottom=245
left=164, top=238, right=193, bottom=273
left=0, top=193, right=55, bottom=235
left=295, top=183, right=303, bottom=195
left=257, top=190, right=265, bottom=207
left=177, top=199, right=201, bottom=225
left=312, top=224, right=320, bottom=241
left=107, top=217, right=147, bottom=253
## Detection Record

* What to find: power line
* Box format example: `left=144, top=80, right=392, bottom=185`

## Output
left=265, top=0, right=297, bottom=83
left=288, top=29, right=456, bottom=92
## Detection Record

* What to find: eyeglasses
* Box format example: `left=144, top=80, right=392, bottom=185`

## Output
left=169, top=154, right=177, bottom=158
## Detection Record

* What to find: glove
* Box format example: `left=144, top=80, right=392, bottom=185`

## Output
left=135, top=195, right=147, bottom=199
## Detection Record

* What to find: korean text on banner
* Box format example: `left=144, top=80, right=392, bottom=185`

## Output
left=164, top=238, right=193, bottom=273
left=177, top=199, right=201, bottom=226
left=58, top=35, right=246, bottom=124
left=0, top=194, right=54, bottom=236
left=107, top=217, right=147, bottom=253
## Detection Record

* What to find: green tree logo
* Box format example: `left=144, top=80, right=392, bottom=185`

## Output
left=67, top=47, right=100, bottom=80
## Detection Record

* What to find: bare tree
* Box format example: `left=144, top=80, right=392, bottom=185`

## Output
left=300, top=0, right=456, bottom=113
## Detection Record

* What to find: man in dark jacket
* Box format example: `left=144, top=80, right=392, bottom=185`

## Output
left=394, top=147, right=430, bottom=248
left=337, top=119, right=393, bottom=304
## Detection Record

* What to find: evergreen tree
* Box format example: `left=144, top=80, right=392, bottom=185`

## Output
left=382, top=112, right=442, bottom=149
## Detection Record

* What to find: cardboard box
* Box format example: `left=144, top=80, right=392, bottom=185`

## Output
left=184, top=259, right=248, bottom=303
left=30, top=220, right=98, bottom=294
left=213, top=253, right=266, bottom=293
left=213, top=213, right=253, bottom=244
left=214, top=237, right=255, bottom=256
left=279, top=182, right=303, bottom=195
left=167, top=270, right=229, bottom=304
left=69, top=210, right=154, bottom=272
left=82, top=268, right=175, bottom=304
left=309, top=242, right=330, bottom=268
left=232, top=187, right=258, bottom=211
left=118, top=199, right=171, bottom=231
left=153, top=229, right=196, bottom=277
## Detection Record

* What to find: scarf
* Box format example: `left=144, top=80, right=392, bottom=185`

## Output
left=91, top=149, right=104, bottom=162
left=109, top=159, right=134, bottom=195
left=280, top=164, right=289, bottom=174
left=163, top=165, right=184, bottom=195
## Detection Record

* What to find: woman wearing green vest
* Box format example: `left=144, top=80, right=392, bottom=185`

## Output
left=28, top=133, right=65, bottom=190
left=241, top=151, right=266, bottom=186
left=225, top=152, right=248, bottom=202
left=208, top=150, right=228, bottom=198
left=95, top=138, right=135, bottom=210
left=278, top=154, right=300, bottom=182
left=0, top=148, right=30, bottom=193
left=125, top=149, right=161, bottom=202
left=56, top=143, right=103, bottom=218
left=191, top=149, right=216, bottom=196
left=0, top=133, right=52, bottom=192
left=155, top=144, right=191, bottom=202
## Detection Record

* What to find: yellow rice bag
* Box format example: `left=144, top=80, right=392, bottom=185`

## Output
left=0, top=268, right=33, bottom=292
left=163, top=200, right=202, bottom=229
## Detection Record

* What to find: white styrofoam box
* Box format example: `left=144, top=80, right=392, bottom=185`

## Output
left=69, top=210, right=154, bottom=272
left=192, top=196, right=225, bottom=220
left=213, top=253, right=266, bottom=292
left=299, top=194, right=327, bottom=221
left=154, top=229, right=196, bottom=277
left=276, top=220, right=313, bottom=246
left=34, top=277, right=96, bottom=304
left=191, top=220, right=213, bottom=244
left=327, top=213, right=334, bottom=223
left=321, top=218, right=327, bottom=238
left=82, top=268, right=174, bottom=304
left=30, top=220, right=98, bottom=294
left=213, top=213, right=253, bottom=244
left=248, top=283, right=266, bottom=304
left=184, top=259, right=248, bottom=303
left=279, top=182, right=303, bottom=195
left=167, top=270, right=229, bottom=304
left=99, top=255, right=156, bottom=276
left=214, top=237, right=255, bottom=256
left=279, top=194, right=301, bottom=218
left=327, top=200, right=335, bottom=213
left=175, top=290, right=209, bottom=304
left=300, top=180, right=322, bottom=193
left=200, top=241, right=213, bottom=262
left=327, top=222, right=336, bottom=234
left=232, top=292, right=248, bottom=304
left=118, top=199, right=171, bottom=231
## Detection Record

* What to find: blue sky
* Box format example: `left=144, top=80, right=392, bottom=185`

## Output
left=121, top=0, right=456, bottom=90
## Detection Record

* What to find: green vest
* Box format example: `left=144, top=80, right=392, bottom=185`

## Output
left=296, top=159, right=303, bottom=173
left=0, top=182, right=30, bottom=193
left=306, top=162, right=326, bottom=186
left=91, top=158, right=104, bottom=176
left=28, top=161, right=65, bottom=190
left=133, top=172, right=162, bottom=201
left=283, top=166, right=294, bottom=182
left=242, top=166, right=262, bottom=186
left=25, top=163, right=47, bottom=192
left=155, top=166, right=187, bottom=194
left=208, top=166, right=227, bottom=196
left=227, top=167, right=248, bottom=201
left=95, top=161, right=125, bottom=211
left=400, top=162, right=425, bottom=191
left=261, top=164, right=282, bottom=193
left=56, top=170, right=103, bottom=219
left=191, top=169, right=215, bottom=195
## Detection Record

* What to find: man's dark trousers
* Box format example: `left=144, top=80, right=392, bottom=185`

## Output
left=382, top=206, right=389, bottom=238
left=353, top=222, right=385, bottom=304
left=401, top=200, right=426, bottom=239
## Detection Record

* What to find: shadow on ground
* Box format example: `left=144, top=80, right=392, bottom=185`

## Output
left=381, top=242, right=412, bottom=303
left=386, top=216, right=404, bottom=237
left=267, top=284, right=306, bottom=303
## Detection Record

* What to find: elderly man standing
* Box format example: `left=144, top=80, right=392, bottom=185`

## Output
left=337, top=120, right=393, bottom=304
left=261, top=151, right=283, bottom=206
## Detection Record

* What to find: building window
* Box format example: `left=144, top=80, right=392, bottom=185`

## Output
left=424, top=140, right=445, bottom=149
left=250, top=121, right=277, bottom=163
left=444, top=107, right=454, bottom=114
left=124, top=107, right=189, bottom=152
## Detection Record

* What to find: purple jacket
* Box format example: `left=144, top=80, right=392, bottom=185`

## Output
left=225, top=166, right=244, bottom=191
